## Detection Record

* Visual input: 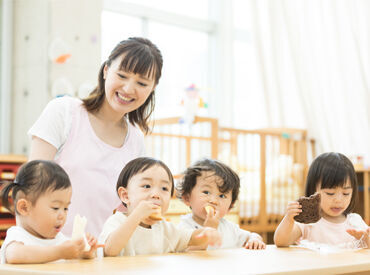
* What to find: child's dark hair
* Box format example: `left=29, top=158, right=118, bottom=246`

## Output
left=83, top=37, right=163, bottom=134
left=305, top=152, right=358, bottom=215
left=1, top=160, right=71, bottom=214
left=177, top=158, right=240, bottom=208
left=116, top=157, right=174, bottom=207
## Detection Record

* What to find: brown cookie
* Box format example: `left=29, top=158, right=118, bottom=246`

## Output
left=294, top=192, right=321, bottom=224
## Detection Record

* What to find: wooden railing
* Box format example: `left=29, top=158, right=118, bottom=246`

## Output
left=145, top=117, right=313, bottom=236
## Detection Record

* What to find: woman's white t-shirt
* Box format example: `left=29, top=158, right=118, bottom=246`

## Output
left=28, top=96, right=145, bottom=236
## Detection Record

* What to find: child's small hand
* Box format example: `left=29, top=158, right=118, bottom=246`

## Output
left=59, top=238, right=86, bottom=259
left=245, top=238, right=266, bottom=250
left=203, top=206, right=220, bottom=229
left=195, top=227, right=222, bottom=247
left=285, top=201, right=302, bottom=220
left=81, top=233, right=98, bottom=259
left=132, top=200, right=161, bottom=222
left=346, top=227, right=370, bottom=240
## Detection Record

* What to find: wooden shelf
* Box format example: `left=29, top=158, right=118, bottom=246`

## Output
left=0, top=154, right=27, bottom=246
left=0, top=155, right=27, bottom=164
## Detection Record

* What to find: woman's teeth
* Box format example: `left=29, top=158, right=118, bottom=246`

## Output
left=117, top=93, right=132, bottom=102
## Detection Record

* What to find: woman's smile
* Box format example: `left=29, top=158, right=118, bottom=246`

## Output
left=116, top=92, right=134, bottom=104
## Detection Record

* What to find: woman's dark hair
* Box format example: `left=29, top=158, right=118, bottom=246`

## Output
left=1, top=160, right=71, bottom=214
left=116, top=157, right=174, bottom=207
left=177, top=158, right=240, bottom=208
left=305, top=152, right=358, bottom=215
left=82, top=37, right=163, bottom=134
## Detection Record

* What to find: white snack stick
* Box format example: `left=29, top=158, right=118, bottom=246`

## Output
left=71, top=214, right=90, bottom=251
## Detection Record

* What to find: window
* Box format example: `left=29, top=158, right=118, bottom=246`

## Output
left=102, top=0, right=213, bottom=119
left=147, top=22, right=209, bottom=117
left=101, top=11, right=142, bottom=61
left=118, top=0, right=209, bottom=20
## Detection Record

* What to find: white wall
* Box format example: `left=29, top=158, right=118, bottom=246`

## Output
left=11, top=0, right=102, bottom=154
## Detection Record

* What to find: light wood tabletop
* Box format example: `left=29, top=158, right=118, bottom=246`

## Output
left=0, top=245, right=369, bottom=275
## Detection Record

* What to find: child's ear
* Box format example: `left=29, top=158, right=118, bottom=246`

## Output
left=181, top=194, right=191, bottom=207
left=16, top=199, right=30, bottom=215
left=117, top=186, right=129, bottom=205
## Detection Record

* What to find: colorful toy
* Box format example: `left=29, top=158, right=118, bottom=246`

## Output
left=180, top=84, right=208, bottom=124
left=49, top=38, right=72, bottom=64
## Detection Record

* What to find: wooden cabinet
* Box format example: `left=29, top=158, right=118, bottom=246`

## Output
left=354, top=168, right=370, bottom=224
left=0, top=155, right=27, bottom=246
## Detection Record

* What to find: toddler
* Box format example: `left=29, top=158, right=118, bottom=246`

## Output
left=177, top=158, right=265, bottom=249
left=0, top=160, right=98, bottom=264
left=274, top=152, right=369, bottom=248
left=99, top=157, right=222, bottom=256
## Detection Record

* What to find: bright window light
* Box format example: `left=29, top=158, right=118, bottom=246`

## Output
left=101, top=11, right=142, bottom=61
left=148, top=22, right=209, bottom=118
left=118, top=0, right=209, bottom=19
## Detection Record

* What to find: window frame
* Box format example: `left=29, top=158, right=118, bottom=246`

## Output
left=103, top=0, right=235, bottom=123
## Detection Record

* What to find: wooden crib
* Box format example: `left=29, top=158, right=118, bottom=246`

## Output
left=145, top=116, right=313, bottom=236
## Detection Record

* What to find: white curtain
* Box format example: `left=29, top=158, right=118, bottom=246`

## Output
left=245, top=0, right=370, bottom=164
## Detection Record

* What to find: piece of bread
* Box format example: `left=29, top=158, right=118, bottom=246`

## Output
left=149, top=207, right=162, bottom=221
left=294, top=192, right=321, bottom=224
left=205, top=205, right=215, bottom=214
left=71, top=214, right=90, bottom=251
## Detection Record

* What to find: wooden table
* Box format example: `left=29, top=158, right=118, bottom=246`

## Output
left=0, top=246, right=369, bottom=275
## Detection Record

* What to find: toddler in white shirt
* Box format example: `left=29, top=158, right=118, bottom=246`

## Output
left=0, top=160, right=98, bottom=264
left=99, top=157, right=222, bottom=256
left=177, top=158, right=265, bottom=249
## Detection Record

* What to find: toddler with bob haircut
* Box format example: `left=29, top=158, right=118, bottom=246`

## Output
left=274, top=152, right=369, bottom=248
left=177, top=158, right=265, bottom=249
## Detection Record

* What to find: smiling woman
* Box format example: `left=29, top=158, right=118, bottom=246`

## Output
left=27, top=37, right=164, bottom=237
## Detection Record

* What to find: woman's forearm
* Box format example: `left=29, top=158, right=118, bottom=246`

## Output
left=29, top=137, right=57, bottom=161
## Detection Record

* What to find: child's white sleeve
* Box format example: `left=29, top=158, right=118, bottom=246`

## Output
left=232, top=223, right=252, bottom=247
left=177, top=215, right=198, bottom=230
left=347, top=213, right=369, bottom=230
left=28, top=96, right=75, bottom=150
left=0, top=227, right=23, bottom=264
left=164, top=222, right=193, bottom=252
left=98, top=213, right=126, bottom=246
